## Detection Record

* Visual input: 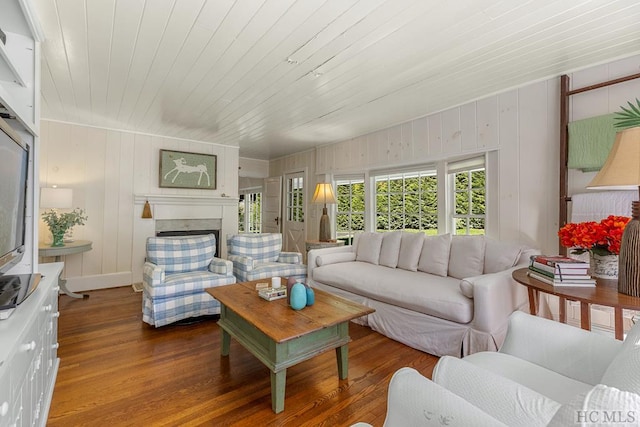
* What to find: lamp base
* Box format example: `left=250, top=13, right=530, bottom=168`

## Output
left=318, top=207, right=331, bottom=242
left=619, top=201, right=640, bottom=297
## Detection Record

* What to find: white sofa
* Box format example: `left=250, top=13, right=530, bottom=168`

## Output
left=366, top=311, right=640, bottom=427
left=307, top=231, right=537, bottom=356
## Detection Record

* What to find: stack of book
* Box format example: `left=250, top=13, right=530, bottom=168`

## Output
left=528, top=255, right=596, bottom=287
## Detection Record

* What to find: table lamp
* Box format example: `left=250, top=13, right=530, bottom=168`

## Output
left=312, top=183, right=337, bottom=242
left=588, top=126, right=640, bottom=296
left=40, top=186, right=73, bottom=210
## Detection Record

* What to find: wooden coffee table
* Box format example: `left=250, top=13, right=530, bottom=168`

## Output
left=206, top=279, right=374, bottom=413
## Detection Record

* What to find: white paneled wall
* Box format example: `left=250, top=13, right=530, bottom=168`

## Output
left=275, top=54, right=640, bottom=256
left=39, top=120, right=239, bottom=291
left=310, top=79, right=558, bottom=252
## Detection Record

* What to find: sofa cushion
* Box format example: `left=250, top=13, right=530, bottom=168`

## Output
left=146, top=234, right=215, bottom=274
left=356, top=232, right=384, bottom=265
left=463, top=351, right=593, bottom=405
left=417, top=233, right=451, bottom=277
left=484, top=238, right=523, bottom=274
left=316, top=252, right=356, bottom=266
left=600, top=320, right=640, bottom=393
left=448, top=235, right=486, bottom=279
left=397, top=232, right=424, bottom=271
left=312, top=262, right=473, bottom=323
left=379, top=231, right=402, bottom=268
left=548, top=384, right=640, bottom=427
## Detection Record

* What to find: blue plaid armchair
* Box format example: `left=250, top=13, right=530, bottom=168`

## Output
left=226, top=233, right=306, bottom=282
left=142, top=234, right=236, bottom=327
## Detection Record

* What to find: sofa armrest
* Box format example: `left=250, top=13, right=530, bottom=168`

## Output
left=382, top=367, right=507, bottom=427
left=307, top=245, right=354, bottom=279
left=209, top=257, right=234, bottom=276
left=432, top=356, right=560, bottom=426
left=228, top=254, right=254, bottom=273
left=499, top=311, right=622, bottom=385
left=278, top=251, right=302, bottom=264
left=465, top=265, right=528, bottom=333
left=142, top=261, right=165, bottom=287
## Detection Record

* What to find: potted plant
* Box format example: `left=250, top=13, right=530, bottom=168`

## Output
left=42, top=208, right=88, bottom=247
left=558, top=215, right=630, bottom=278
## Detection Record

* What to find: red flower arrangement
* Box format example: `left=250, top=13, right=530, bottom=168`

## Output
left=558, top=215, right=630, bottom=256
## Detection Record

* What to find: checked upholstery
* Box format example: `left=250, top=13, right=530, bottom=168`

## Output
left=142, top=234, right=235, bottom=327
left=226, top=233, right=306, bottom=282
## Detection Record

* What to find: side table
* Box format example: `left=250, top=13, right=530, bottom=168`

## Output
left=305, top=240, right=346, bottom=252
left=512, top=267, right=640, bottom=340
left=39, top=240, right=93, bottom=299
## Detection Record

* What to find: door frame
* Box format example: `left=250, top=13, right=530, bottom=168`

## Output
left=282, top=167, right=308, bottom=252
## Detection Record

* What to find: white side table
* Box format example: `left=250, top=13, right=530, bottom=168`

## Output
left=39, top=240, right=92, bottom=298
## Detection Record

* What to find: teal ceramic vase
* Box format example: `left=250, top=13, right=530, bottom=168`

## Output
left=290, top=283, right=307, bottom=310
left=305, top=286, right=315, bottom=306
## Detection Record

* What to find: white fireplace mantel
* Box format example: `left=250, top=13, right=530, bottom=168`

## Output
left=134, top=194, right=239, bottom=206
left=131, top=193, right=239, bottom=284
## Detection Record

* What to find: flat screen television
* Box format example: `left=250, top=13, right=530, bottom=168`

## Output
left=0, top=116, right=29, bottom=276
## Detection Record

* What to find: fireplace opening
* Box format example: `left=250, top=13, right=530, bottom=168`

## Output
left=155, top=229, right=221, bottom=258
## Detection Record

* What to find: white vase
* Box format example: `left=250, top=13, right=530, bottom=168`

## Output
left=590, top=253, right=619, bottom=279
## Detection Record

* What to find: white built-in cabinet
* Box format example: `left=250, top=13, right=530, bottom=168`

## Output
left=0, top=2, right=55, bottom=426
left=0, top=263, right=62, bottom=427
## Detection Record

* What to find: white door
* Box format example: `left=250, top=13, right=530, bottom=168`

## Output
left=262, top=176, right=282, bottom=233
left=284, top=172, right=306, bottom=254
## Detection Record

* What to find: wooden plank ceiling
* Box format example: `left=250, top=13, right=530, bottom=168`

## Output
left=35, top=0, right=640, bottom=160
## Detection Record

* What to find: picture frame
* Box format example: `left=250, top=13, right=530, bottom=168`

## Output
left=159, top=149, right=217, bottom=190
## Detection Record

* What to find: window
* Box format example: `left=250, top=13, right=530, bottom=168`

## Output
left=449, top=157, right=486, bottom=235
left=374, top=169, right=437, bottom=234
left=238, top=192, right=262, bottom=233
left=335, top=177, right=365, bottom=243
left=286, top=176, right=304, bottom=222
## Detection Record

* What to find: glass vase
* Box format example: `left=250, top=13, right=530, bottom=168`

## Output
left=51, top=231, right=66, bottom=247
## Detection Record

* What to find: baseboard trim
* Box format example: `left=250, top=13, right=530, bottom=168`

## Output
left=65, top=272, right=133, bottom=292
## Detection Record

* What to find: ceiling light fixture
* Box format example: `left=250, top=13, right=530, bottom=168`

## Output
left=286, top=57, right=298, bottom=65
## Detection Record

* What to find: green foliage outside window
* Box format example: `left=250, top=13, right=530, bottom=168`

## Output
left=454, top=169, right=485, bottom=235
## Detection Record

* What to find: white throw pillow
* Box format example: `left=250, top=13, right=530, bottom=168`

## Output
left=548, top=384, right=640, bottom=426
left=379, top=231, right=402, bottom=268
left=448, top=235, right=486, bottom=279
left=355, top=232, right=384, bottom=265
left=397, top=232, right=424, bottom=271
left=316, top=252, right=356, bottom=266
left=417, top=233, right=451, bottom=277
left=600, top=321, right=640, bottom=393
left=484, top=238, right=523, bottom=273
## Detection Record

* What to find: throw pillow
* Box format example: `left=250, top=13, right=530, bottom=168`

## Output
left=600, top=321, right=640, bottom=393
left=417, top=233, right=451, bottom=277
left=316, top=252, right=356, bottom=266
left=397, top=232, right=424, bottom=271
left=379, top=231, right=402, bottom=268
left=448, top=235, right=486, bottom=279
left=484, top=238, right=523, bottom=274
left=548, top=384, right=640, bottom=427
left=356, top=232, right=384, bottom=265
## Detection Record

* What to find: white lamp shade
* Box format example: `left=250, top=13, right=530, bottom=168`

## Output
left=40, top=187, right=73, bottom=209
left=312, top=183, right=337, bottom=204
left=588, top=127, right=640, bottom=189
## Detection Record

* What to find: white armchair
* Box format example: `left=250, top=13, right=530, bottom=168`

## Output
left=360, top=311, right=640, bottom=426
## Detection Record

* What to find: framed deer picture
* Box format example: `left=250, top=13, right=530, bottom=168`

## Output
left=159, top=149, right=217, bottom=190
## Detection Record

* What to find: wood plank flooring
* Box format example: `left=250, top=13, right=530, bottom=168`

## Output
left=48, top=286, right=438, bottom=426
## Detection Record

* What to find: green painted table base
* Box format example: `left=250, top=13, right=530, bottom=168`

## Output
left=218, top=305, right=351, bottom=413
